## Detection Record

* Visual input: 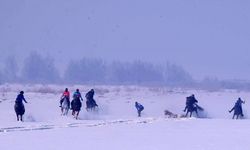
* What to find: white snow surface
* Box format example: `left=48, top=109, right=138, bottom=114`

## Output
left=0, top=84, right=250, bottom=150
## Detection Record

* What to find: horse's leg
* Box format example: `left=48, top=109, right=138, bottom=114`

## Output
left=76, top=111, right=80, bottom=120
left=65, top=108, right=68, bottom=116
left=185, top=111, right=189, bottom=117
left=232, top=114, right=235, bottom=119
left=61, top=108, right=63, bottom=115
left=16, top=114, right=19, bottom=121
left=195, top=110, right=199, bottom=118
left=20, top=115, right=23, bottom=122
left=75, top=111, right=78, bottom=119
left=190, top=111, right=192, bottom=117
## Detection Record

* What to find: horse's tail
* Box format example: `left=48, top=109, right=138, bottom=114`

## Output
left=196, top=104, right=204, bottom=111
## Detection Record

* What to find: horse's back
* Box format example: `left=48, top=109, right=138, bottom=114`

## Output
left=86, top=99, right=98, bottom=110
left=14, top=102, right=25, bottom=115
left=71, top=99, right=82, bottom=111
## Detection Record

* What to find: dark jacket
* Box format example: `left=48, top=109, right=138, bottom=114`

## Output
left=15, top=94, right=27, bottom=104
left=186, top=96, right=198, bottom=107
left=135, top=102, right=144, bottom=111
left=85, top=90, right=94, bottom=100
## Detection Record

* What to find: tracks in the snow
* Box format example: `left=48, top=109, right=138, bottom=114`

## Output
left=0, top=117, right=174, bottom=133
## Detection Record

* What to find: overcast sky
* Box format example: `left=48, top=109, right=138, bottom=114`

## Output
left=1, top=0, right=250, bottom=80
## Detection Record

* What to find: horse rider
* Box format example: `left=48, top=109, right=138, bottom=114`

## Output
left=85, top=89, right=98, bottom=108
left=229, top=97, right=245, bottom=116
left=183, top=94, right=198, bottom=112
left=135, top=101, right=144, bottom=117
left=73, top=89, right=83, bottom=101
left=85, top=89, right=95, bottom=101
left=16, top=91, right=28, bottom=105
left=60, top=88, right=70, bottom=108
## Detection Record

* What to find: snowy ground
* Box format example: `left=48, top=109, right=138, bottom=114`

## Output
left=0, top=84, right=250, bottom=150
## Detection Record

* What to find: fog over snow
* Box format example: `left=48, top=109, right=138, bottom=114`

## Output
left=1, top=0, right=250, bottom=81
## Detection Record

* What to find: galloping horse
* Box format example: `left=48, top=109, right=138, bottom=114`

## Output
left=86, top=99, right=98, bottom=112
left=185, top=104, right=204, bottom=117
left=61, top=97, right=70, bottom=116
left=14, top=102, right=25, bottom=121
left=71, top=98, right=82, bottom=119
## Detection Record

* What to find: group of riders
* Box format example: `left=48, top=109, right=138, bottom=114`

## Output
left=59, top=88, right=98, bottom=110
left=14, top=90, right=245, bottom=121
left=59, top=88, right=99, bottom=118
left=14, top=88, right=98, bottom=121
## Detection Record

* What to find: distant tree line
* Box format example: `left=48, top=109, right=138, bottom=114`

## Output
left=0, top=51, right=250, bottom=90
left=0, top=51, right=194, bottom=87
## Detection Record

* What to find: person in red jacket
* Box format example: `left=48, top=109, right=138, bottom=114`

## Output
left=60, top=88, right=70, bottom=107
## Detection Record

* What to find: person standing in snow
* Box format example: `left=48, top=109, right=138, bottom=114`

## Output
left=229, top=97, right=245, bottom=118
left=135, top=101, right=144, bottom=117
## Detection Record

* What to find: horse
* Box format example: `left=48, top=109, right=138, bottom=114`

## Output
left=86, top=99, right=98, bottom=112
left=14, top=102, right=25, bottom=121
left=61, top=97, right=70, bottom=116
left=185, top=104, right=204, bottom=117
left=71, top=98, right=82, bottom=119
left=229, top=105, right=244, bottom=119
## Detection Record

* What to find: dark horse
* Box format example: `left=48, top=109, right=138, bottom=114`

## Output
left=185, top=104, right=204, bottom=117
left=14, top=102, right=25, bottom=121
left=86, top=99, right=98, bottom=111
left=71, top=98, right=82, bottom=119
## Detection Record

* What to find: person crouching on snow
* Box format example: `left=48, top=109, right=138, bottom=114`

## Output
left=135, top=102, right=144, bottom=117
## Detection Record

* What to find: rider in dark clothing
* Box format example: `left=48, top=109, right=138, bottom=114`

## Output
left=183, top=94, right=198, bottom=112
left=85, top=89, right=94, bottom=100
left=85, top=89, right=98, bottom=108
left=15, top=91, right=28, bottom=104
left=229, top=97, right=245, bottom=116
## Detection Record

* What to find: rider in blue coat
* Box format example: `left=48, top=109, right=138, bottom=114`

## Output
left=15, top=91, right=28, bottom=104
left=73, top=89, right=83, bottom=101
left=135, top=101, right=144, bottom=117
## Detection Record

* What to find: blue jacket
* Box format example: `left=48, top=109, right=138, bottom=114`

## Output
left=135, top=102, right=144, bottom=111
left=73, top=91, right=83, bottom=100
left=15, top=94, right=27, bottom=103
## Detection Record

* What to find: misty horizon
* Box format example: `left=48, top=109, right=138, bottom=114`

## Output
left=1, top=0, right=250, bottom=81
